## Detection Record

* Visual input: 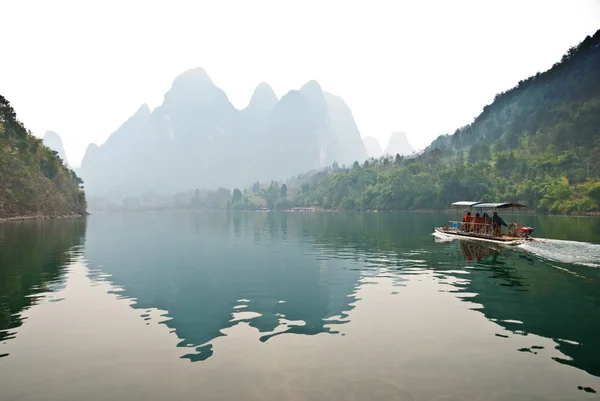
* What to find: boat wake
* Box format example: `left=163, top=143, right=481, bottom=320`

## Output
left=518, top=238, right=600, bottom=268
left=432, top=231, right=456, bottom=243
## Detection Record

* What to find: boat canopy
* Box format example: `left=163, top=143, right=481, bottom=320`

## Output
left=473, top=202, right=527, bottom=209
left=451, top=201, right=527, bottom=209
left=451, top=201, right=481, bottom=207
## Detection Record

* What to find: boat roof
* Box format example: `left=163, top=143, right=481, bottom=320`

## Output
left=451, top=201, right=481, bottom=207
left=451, top=201, right=527, bottom=209
left=473, top=202, right=527, bottom=209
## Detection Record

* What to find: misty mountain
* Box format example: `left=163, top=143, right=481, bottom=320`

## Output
left=79, top=68, right=367, bottom=201
left=384, top=132, right=415, bottom=156
left=323, top=91, right=368, bottom=166
left=43, top=131, right=68, bottom=165
left=362, top=136, right=383, bottom=158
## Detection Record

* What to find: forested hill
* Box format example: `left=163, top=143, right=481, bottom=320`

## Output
left=296, top=29, right=600, bottom=214
left=0, top=95, right=86, bottom=219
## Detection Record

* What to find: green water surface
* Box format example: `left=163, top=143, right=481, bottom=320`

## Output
left=1, top=212, right=599, bottom=400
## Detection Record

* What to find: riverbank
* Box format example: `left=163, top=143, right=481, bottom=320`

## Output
left=82, top=206, right=600, bottom=217
left=318, top=208, right=600, bottom=217
left=0, top=212, right=89, bottom=222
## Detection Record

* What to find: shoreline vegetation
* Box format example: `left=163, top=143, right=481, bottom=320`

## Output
left=86, top=206, right=600, bottom=218
left=0, top=212, right=88, bottom=223
left=1, top=95, right=87, bottom=220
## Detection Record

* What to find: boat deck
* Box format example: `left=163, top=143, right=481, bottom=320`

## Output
left=435, top=228, right=522, bottom=243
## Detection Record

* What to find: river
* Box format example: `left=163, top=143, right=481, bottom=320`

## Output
left=1, top=211, right=599, bottom=400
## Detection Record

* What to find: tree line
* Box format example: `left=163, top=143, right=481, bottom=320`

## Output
left=289, top=29, right=600, bottom=214
left=0, top=95, right=87, bottom=218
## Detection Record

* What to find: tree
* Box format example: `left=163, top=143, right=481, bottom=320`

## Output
left=207, top=188, right=232, bottom=209
left=468, top=143, right=492, bottom=164
left=191, top=189, right=201, bottom=205
left=280, top=183, right=287, bottom=198
left=588, top=182, right=600, bottom=206
left=456, top=150, right=464, bottom=166
left=468, top=145, right=479, bottom=164
left=232, top=188, right=243, bottom=203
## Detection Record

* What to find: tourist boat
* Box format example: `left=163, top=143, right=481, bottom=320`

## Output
left=433, top=201, right=535, bottom=246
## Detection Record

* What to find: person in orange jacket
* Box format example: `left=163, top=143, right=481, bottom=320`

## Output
left=462, top=211, right=472, bottom=232
left=472, top=213, right=482, bottom=233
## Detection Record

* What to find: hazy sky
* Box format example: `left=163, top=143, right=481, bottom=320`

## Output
left=2, top=0, right=599, bottom=166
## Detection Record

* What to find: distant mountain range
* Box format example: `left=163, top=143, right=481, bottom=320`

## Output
left=384, top=132, right=415, bottom=156
left=362, top=133, right=415, bottom=159
left=362, top=136, right=383, bottom=158
left=78, top=68, right=367, bottom=201
left=43, top=131, right=68, bottom=166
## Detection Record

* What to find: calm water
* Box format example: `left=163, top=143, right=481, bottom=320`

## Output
left=1, top=212, right=600, bottom=400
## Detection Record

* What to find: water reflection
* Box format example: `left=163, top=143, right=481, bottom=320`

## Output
left=279, top=212, right=600, bottom=379
left=0, top=219, right=86, bottom=346
left=1, top=211, right=599, bottom=398
left=82, top=211, right=600, bottom=379
left=449, top=239, right=600, bottom=378
left=84, top=212, right=361, bottom=362
left=458, top=240, right=501, bottom=262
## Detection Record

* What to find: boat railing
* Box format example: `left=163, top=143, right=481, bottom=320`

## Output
left=448, top=221, right=496, bottom=236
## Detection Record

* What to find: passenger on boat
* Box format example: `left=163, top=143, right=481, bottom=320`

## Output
left=482, top=212, right=491, bottom=235
left=462, top=212, right=472, bottom=232
left=492, top=211, right=508, bottom=236
left=472, top=213, right=482, bottom=233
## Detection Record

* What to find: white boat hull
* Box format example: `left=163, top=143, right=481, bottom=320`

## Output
left=433, top=227, right=528, bottom=246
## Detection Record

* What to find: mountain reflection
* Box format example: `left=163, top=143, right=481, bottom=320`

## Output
left=1, top=212, right=599, bottom=380
left=84, top=212, right=361, bottom=362
left=0, top=219, right=86, bottom=344
left=450, top=239, right=600, bottom=378
left=83, top=211, right=600, bottom=376
left=275, top=213, right=600, bottom=378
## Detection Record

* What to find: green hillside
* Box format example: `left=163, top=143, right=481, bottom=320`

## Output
left=0, top=95, right=86, bottom=219
left=296, top=29, right=600, bottom=214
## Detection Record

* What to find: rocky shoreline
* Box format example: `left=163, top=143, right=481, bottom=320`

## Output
left=0, top=212, right=89, bottom=222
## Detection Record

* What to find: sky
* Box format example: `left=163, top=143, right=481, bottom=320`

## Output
left=2, top=0, right=599, bottom=166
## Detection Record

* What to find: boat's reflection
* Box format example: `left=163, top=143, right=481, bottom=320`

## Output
left=459, top=240, right=501, bottom=262
left=439, top=237, right=535, bottom=266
